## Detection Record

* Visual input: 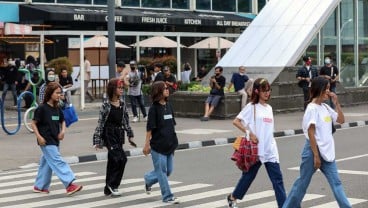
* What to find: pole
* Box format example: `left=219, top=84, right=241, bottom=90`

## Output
left=80, top=34, right=85, bottom=110
left=108, top=0, right=116, bottom=79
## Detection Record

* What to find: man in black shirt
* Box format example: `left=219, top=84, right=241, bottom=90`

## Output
left=320, top=56, right=339, bottom=108
left=200, top=66, right=226, bottom=121
left=1, top=58, right=18, bottom=106
left=296, top=56, right=318, bottom=110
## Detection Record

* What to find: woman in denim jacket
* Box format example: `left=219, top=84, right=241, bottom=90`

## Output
left=93, top=78, right=136, bottom=197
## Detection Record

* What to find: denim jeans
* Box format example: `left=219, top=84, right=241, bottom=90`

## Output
left=282, top=139, right=351, bottom=208
left=34, top=145, right=76, bottom=189
left=144, top=150, right=174, bottom=202
left=233, top=161, right=286, bottom=208
left=129, top=95, right=147, bottom=117
left=1, top=83, right=17, bottom=105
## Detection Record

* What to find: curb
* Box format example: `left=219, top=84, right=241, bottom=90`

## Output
left=61, top=120, right=368, bottom=165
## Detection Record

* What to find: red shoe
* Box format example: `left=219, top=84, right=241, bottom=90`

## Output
left=66, top=183, right=82, bottom=195
left=33, top=186, right=50, bottom=194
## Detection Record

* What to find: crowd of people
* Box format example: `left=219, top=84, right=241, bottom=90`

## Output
left=0, top=54, right=352, bottom=206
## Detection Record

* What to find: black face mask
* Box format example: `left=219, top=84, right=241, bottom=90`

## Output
left=215, top=73, right=220, bottom=76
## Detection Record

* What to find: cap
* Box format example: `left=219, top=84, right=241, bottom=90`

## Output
left=129, top=60, right=137, bottom=65
left=117, top=61, right=125, bottom=68
left=163, top=66, right=170, bottom=71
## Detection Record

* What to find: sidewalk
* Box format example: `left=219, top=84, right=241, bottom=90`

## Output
left=0, top=99, right=367, bottom=171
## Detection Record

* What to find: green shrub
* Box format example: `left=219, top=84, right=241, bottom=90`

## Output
left=47, top=57, right=73, bottom=75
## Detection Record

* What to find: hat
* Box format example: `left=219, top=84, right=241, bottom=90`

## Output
left=117, top=61, right=125, bottom=68
left=129, top=60, right=137, bottom=65
left=163, top=66, right=170, bottom=71
left=302, top=56, right=310, bottom=62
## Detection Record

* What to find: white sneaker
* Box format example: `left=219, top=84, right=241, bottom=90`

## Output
left=132, top=116, right=138, bottom=123
left=165, top=197, right=180, bottom=204
left=107, top=186, right=121, bottom=197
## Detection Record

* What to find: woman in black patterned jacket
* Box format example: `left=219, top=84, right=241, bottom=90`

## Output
left=93, top=78, right=136, bottom=197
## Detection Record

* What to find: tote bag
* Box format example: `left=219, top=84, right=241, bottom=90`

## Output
left=62, top=104, right=78, bottom=127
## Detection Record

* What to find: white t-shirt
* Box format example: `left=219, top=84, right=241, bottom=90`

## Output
left=181, top=70, right=191, bottom=84
left=84, top=59, right=91, bottom=81
left=236, top=103, right=280, bottom=163
left=303, top=103, right=338, bottom=162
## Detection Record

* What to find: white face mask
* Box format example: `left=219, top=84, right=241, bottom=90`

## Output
left=325, top=58, right=331, bottom=64
left=47, top=75, right=56, bottom=82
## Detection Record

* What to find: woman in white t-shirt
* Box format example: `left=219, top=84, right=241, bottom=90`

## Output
left=283, top=77, right=351, bottom=208
left=227, top=78, right=286, bottom=208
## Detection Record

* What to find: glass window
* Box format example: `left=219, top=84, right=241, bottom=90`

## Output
left=258, top=0, right=266, bottom=12
left=142, top=0, right=170, bottom=8
left=339, top=0, right=355, bottom=87
left=358, top=0, right=368, bottom=87
left=172, top=0, right=189, bottom=9
left=122, top=0, right=140, bottom=7
left=322, top=10, right=337, bottom=64
left=196, top=0, right=210, bottom=10
left=238, top=0, right=252, bottom=13
left=57, top=0, right=91, bottom=4
left=212, top=0, right=235, bottom=12
left=94, top=0, right=107, bottom=5
left=33, top=0, right=55, bottom=3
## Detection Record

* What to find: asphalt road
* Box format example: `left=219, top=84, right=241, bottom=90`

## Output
left=0, top=126, right=367, bottom=207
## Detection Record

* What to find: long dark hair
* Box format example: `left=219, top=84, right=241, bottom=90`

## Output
left=250, top=78, right=271, bottom=104
left=106, top=78, right=123, bottom=101
left=43, top=82, right=62, bottom=107
left=308, top=77, right=329, bottom=105
left=151, top=81, right=168, bottom=103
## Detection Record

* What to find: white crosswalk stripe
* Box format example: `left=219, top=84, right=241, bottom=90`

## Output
left=0, top=169, right=366, bottom=208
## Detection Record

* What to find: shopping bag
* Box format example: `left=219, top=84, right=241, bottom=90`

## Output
left=231, top=137, right=259, bottom=172
left=62, top=104, right=78, bottom=127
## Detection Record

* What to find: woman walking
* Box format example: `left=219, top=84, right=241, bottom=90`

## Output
left=93, top=78, right=136, bottom=197
left=227, top=78, right=286, bottom=208
left=282, top=77, right=351, bottom=208
left=143, top=81, right=179, bottom=204
left=32, top=82, right=82, bottom=195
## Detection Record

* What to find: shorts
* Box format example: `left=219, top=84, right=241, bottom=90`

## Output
left=205, top=95, right=222, bottom=107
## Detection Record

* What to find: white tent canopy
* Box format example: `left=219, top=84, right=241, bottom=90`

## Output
left=70, top=35, right=130, bottom=49
left=130, top=36, right=185, bottom=48
left=188, top=37, right=234, bottom=49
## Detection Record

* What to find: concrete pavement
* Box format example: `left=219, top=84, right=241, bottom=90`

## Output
left=0, top=99, right=367, bottom=171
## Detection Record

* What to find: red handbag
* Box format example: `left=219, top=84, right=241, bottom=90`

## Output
left=231, top=137, right=259, bottom=172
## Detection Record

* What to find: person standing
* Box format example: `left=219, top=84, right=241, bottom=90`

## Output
left=76, top=56, right=94, bottom=102
left=1, top=58, right=18, bottom=107
left=227, top=66, right=249, bottom=109
left=180, top=62, right=192, bottom=84
left=93, top=78, right=136, bottom=197
left=127, top=60, right=147, bottom=122
left=319, top=56, right=339, bottom=109
left=59, top=67, right=74, bottom=103
left=143, top=81, right=180, bottom=204
left=227, top=78, right=286, bottom=208
left=153, top=63, right=164, bottom=83
left=296, top=56, right=318, bottom=110
left=200, top=66, right=226, bottom=121
left=162, top=66, right=177, bottom=95
left=39, top=69, right=56, bottom=103
left=195, top=65, right=208, bottom=82
left=31, top=82, right=82, bottom=195
left=282, top=77, right=351, bottom=208
left=116, top=61, right=125, bottom=79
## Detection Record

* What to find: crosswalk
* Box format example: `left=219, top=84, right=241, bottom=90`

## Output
left=0, top=169, right=366, bottom=208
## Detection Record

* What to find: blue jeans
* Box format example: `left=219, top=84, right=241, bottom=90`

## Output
left=1, top=83, right=17, bottom=105
left=282, top=139, right=351, bottom=208
left=129, top=95, right=147, bottom=117
left=34, top=145, right=76, bottom=189
left=144, top=150, right=174, bottom=202
left=233, top=161, right=286, bottom=208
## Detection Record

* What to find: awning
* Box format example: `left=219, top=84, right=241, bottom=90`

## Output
left=0, top=36, right=53, bottom=44
left=19, top=4, right=252, bottom=28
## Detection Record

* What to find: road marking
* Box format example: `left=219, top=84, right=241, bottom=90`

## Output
left=184, top=190, right=275, bottom=208
left=309, top=197, right=368, bottom=208
left=176, top=128, right=232, bottom=135
left=288, top=167, right=368, bottom=176
left=246, top=194, right=324, bottom=208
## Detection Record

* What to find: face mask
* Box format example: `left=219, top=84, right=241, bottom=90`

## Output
left=47, top=75, right=55, bottom=82
left=215, top=73, right=220, bottom=76
left=325, top=58, right=331, bottom=64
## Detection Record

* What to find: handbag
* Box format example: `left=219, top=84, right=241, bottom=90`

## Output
left=231, top=104, right=259, bottom=172
left=62, top=104, right=78, bottom=127
left=231, top=137, right=259, bottom=172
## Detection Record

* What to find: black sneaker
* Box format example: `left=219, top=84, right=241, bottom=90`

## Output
left=227, top=194, right=238, bottom=208
left=145, top=184, right=151, bottom=195
left=165, top=197, right=180, bottom=204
